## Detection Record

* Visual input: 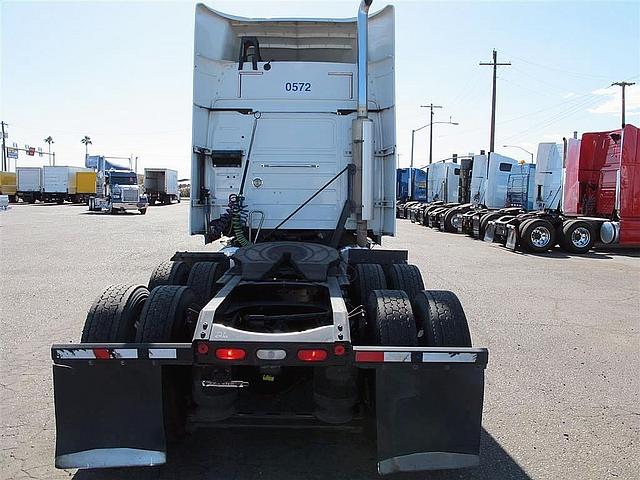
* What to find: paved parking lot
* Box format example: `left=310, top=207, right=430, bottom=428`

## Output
left=1, top=203, right=638, bottom=479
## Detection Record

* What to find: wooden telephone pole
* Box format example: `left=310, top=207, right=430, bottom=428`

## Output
left=480, top=50, right=510, bottom=153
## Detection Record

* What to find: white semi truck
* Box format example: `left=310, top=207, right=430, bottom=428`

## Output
left=51, top=2, right=488, bottom=475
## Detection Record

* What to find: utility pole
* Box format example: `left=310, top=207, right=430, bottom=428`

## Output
left=480, top=50, right=511, bottom=152
left=611, top=81, right=636, bottom=128
left=1, top=121, right=7, bottom=171
left=420, top=103, right=442, bottom=164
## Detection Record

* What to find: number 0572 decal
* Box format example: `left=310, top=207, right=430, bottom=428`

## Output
left=285, top=82, right=311, bottom=92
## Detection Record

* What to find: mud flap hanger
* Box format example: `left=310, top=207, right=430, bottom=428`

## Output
left=353, top=346, right=489, bottom=475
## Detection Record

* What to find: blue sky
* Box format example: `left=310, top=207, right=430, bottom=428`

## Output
left=1, top=0, right=638, bottom=176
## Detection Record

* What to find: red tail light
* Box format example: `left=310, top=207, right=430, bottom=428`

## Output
left=215, top=348, right=246, bottom=360
left=297, top=349, right=327, bottom=362
left=333, top=344, right=346, bottom=356
left=196, top=342, right=210, bottom=355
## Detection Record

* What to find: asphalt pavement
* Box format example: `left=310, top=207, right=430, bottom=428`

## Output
left=1, top=202, right=638, bottom=479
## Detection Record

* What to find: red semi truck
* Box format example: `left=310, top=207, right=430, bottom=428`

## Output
left=491, top=124, right=640, bottom=253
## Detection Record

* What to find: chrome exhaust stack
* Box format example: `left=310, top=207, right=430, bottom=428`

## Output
left=354, top=0, right=373, bottom=247
left=357, top=0, right=373, bottom=119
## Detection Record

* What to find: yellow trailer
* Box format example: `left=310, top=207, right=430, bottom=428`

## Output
left=0, top=172, right=17, bottom=203
left=72, top=171, right=97, bottom=203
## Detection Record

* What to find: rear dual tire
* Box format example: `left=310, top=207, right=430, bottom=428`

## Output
left=81, top=284, right=149, bottom=342
left=366, top=290, right=418, bottom=346
left=412, top=290, right=471, bottom=347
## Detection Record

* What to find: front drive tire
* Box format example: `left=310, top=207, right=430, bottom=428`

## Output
left=352, top=263, right=387, bottom=307
left=412, top=290, right=471, bottom=347
left=81, top=284, right=150, bottom=342
left=187, top=262, right=222, bottom=307
left=386, top=264, right=425, bottom=304
left=366, top=289, right=418, bottom=346
left=559, top=220, right=595, bottom=254
left=148, top=260, right=190, bottom=291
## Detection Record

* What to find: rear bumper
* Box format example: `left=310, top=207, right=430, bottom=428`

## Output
left=52, top=343, right=488, bottom=473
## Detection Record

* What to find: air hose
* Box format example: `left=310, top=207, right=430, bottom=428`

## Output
left=230, top=194, right=250, bottom=247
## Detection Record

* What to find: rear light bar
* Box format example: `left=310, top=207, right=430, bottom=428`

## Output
left=193, top=342, right=350, bottom=365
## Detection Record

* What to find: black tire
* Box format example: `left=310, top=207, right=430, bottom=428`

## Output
left=139, top=207, right=147, bottom=215
left=559, top=220, right=595, bottom=254
left=412, top=290, right=471, bottom=347
left=386, top=264, right=425, bottom=303
left=136, top=286, right=197, bottom=440
left=187, top=262, right=221, bottom=307
left=149, top=198, right=156, bottom=206
left=443, top=209, right=459, bottom=233
left=520, top=218, right=556, bottom=253
left=136, top=285, right=198, bottom=342
left=366, top=290, right=417, bottom=346
left=56, top=197, right=64, bottom=205
left=148, top=260, right=190, bottom=291
left=352, top=264, right=387, bottom=307
left=81, top=284, right=149, bottom=342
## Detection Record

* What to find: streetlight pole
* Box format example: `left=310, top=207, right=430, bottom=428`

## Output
left=410, top=120, right=459, bottom=168
left=502, top=144, right=534, bottom=163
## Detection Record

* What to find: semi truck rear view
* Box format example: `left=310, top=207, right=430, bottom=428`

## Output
left=51, top=1, right=488, bottom=475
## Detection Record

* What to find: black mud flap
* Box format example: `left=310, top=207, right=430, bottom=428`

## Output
left=357, top=348, right=487, bottom=475
left=53, top=361, right=166, bottom=469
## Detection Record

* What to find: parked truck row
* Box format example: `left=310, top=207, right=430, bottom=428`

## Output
left=1, top=164, right=181, bottom=211
left=396, top=125, right=640, bottom=254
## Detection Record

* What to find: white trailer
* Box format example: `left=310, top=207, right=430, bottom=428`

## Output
left=143, top=168, right=179, bottom=205
left=42, top=166, right=72, bottom=203
left=16, top=167, right=43, bottom=203
left=52, top=2, right=487, bottom=475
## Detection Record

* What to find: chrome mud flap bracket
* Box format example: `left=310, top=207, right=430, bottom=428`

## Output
left=483, top=221, right=496, bottom=243
left=505, top=224, right=518, bottom=251
left=52, top=344, right=192, bottom=469
left=354, top=346, right=488, bottom=475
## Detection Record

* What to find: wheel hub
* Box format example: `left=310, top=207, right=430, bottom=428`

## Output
left=531, top=226, right=551, bottom=248
left=571, top=227, right=591, bottom=248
